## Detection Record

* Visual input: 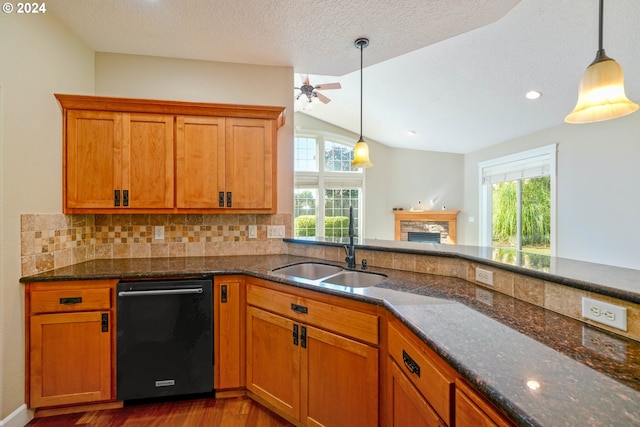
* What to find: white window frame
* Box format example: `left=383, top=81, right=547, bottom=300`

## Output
left=294, top=131, right=366, bottom=237
left=478, top=144, right=557, bottom=254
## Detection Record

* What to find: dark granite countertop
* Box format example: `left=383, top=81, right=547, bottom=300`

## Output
left=286, top=237, right=640, bottom=304
left=20, top=254, right=640, bottom=427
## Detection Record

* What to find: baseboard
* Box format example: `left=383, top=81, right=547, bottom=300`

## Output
left=0, top=404, right=32, bottom=427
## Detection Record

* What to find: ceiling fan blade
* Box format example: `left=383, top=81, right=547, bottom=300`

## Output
left=315, top=91, right=331, bottom=104
left=315, top=82, right=341, bottom=90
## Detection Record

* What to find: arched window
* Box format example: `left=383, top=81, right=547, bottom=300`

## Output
left=294, top=133, right=365, bottom=238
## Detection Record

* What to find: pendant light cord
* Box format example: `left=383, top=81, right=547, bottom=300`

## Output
left=359, top=40, right=364, bottom=141
left=598, top=0, right=603, bottom=52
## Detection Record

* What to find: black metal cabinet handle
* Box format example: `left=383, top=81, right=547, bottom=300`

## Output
left=226, top=191, right=232, bottom=207
left=101, top=313, right=109, bottom=332
left=301, top=326, right=307, bottom=348
left=403, top=350, right=421, bottom=377
left=291, top=303, right=308, bottom=314
left=114, top=190, right=121, bottom=207
left=293, top=324, right=299, bottom=346
left=221, top=284, right=228, bottom=303
left=219, top=192, right=225, bottom=207
left=60, top=297, right=82, bottom=305
left=123, top=190, right=129, bottom=207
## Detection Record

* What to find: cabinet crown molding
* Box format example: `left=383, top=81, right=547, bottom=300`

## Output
left=55, top=94, right=286, bottom=129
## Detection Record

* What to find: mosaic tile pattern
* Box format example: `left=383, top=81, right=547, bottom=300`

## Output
left=21, top=213, right=291, bottom=276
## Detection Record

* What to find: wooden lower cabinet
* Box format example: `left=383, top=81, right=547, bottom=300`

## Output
left=26, top=280, right=117, bottom=410
left=214, top=276, right=246, bottom=392
left=246, top=280, right=379, bottom=427
left=387, top=358, right=448, bottom=427
left=455, top=379, right=515, bottom=427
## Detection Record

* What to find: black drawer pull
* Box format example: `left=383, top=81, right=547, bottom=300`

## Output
left=219, top=191, right=225, bottom=207
left=291, top=303, right=308, bottom=314
left=123, top=189, right=129, bottom=207
left=226, top=191, right=232, bottom=207
left=293, top=324, right=299, bottom=346
left=114, top=190, right=121, bottom=207
left=403, top=350, right=421, bottom=377
left=60, top=297, right=82, bottom=305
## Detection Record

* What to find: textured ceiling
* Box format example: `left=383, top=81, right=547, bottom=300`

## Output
left=47, top=0, right=640, bottom=153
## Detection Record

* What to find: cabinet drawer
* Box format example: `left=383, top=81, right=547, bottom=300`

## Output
left=31, top=288, right=111, bottom=314
left=247, top=283, right=378, bottom=345
left=388, top=322, right=454, bottom=426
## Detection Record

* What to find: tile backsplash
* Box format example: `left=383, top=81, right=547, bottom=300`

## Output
left=21, top=213, right=291, bottom=276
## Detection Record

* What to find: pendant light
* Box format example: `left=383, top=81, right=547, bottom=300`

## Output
left=565, top=0, right=638, bottom=124
left=351, top=37, right=373, bottom=168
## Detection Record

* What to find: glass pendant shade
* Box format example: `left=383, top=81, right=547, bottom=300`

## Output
left=351, top=138, right=373, bottom=168
left=565, top=55, right=639, bottom=123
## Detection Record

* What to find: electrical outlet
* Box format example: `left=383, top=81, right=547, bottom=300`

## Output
left=154, top=226, right=165, bottom=240
left=248, top=225, right=257, bottom=239
left=581, top=297, right=627, bottom=331
left=267, top=225, right=285, bottom=238
left=475, top=267, right=494, bottom=286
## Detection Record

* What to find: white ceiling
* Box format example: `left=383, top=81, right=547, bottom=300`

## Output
left=47, top=0, right=640, bottom=153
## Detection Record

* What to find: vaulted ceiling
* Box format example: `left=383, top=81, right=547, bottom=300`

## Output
left=47, top=0, right=640, bottom=153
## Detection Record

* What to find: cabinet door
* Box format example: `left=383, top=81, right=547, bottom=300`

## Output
left=225, top=118, right=275, bottom=210
left=387, top=359, right=446, bottom=427
left=303, top=325, right=379, bottom=427
left=246, top=306, right=301, bottom=420
left=65, top=110, right=123, bottom=209
left=214, top=276, right=245, bottom=390
left=122, top=113, right=174, bottom=208
left=30, top=311, right=112, bottom=408
left=176, top=116, right=226, bottom=208
left=455, top=380, right=514, bottom=427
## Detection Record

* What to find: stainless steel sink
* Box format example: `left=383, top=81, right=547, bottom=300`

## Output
left=271, top=262, right=344, bottom=280
left=320, top=270, right=387, bottom=288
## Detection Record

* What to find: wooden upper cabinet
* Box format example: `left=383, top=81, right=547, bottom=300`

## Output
left=57, top=94, right=285, bottom=214
left=65, top=110, right=123, bottom=209
left=64, top=110, right=173, bottom=211
left=176, top=116, right=226, bottom=208
left=225, top=118, right=275, bottom=210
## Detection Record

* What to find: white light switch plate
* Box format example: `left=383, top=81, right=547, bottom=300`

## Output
left=475, top=267, right=494, bottom=286
left=582, top=297, right=627, bottom=331
left=248, top=225, right=257, bottom=238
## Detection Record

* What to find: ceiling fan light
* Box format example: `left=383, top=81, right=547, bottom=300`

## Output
left=565, top=58, right=638, bottom=123
left=351, top=139, right=373, bottom=168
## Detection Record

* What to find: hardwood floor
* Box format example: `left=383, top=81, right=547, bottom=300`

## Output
left=26, top=396, right=294, bottom=427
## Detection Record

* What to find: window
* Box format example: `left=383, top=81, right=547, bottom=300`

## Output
left=293, top=133, right=364, bottom=238
left=479, top=145, right=556, bottom=256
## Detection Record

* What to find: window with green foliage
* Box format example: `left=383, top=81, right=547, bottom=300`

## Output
left=480, top=145, right=556, bottom=256
left=294, top=134, right=364, bottom=238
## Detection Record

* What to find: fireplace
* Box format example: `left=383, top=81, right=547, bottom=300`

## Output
left=392, top=210, right=460, bottom=244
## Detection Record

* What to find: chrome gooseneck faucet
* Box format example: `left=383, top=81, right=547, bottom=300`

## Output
left=344, top=206, right=356, bottom=269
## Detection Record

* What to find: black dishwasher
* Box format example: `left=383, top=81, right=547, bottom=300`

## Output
left=116, top=278, right=213, bottom=401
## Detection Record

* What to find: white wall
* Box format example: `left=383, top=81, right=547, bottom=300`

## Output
left=463, top=111, right=640, bottom=270
left=294, top=113, right=464, bottom=240
left=0, top=12, right=95, bottom=422
left=95, top=53, right=295, bottom=214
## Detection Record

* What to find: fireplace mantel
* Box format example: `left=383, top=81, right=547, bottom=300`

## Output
left=393, top=210, right=460, bottom=244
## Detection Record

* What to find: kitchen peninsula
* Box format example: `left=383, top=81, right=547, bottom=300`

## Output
left=20, top=237, right=640, bottom=427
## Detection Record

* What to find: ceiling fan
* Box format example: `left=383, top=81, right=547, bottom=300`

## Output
left=295, top=75, right=341, bottom=104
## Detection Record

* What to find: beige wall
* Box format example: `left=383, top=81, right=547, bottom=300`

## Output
left=0, top=12, right=95, bottom=422
left=94, top=52, right=295, bottom=215
left=463, top=111, right=640, bottom=270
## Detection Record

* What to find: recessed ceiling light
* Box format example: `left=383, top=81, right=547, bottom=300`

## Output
left=525, top=90, right=542, bottom=100
left=407, top=130, right=417, bottom=136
